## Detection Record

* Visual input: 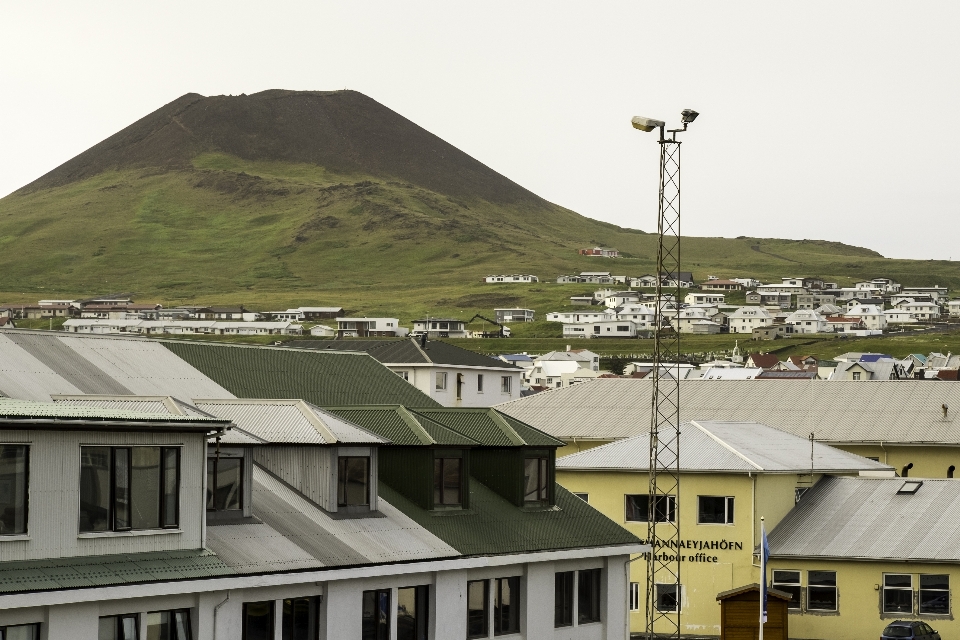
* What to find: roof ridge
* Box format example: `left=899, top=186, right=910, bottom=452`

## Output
left=409, top=338, right=434, bottom=364
left=690, top=420, right=763, bottom=471
left=297, top=400, right=339, bottom=443
left=488, top=409, right=525, bottom=446
left=397, top=405, right=437, bottom=445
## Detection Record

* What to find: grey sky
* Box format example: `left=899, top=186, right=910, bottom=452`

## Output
left=2, top=1, right=958, bottom=260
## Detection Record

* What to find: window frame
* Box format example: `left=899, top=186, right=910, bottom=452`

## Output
left=0, top=444, right=29, bottom=536
left=523, top=455, right=550, bottom=505
left=362, top=589, right=391, bottom=640
left=98, top=614, right=139, bottom=640
left=578, top=568, right=602, bottom=624
left=0, top=623, right=41, bottom=640
left=882, top=573, right=914, bottom=615
left=807, top=570, right=838, bottom=612
left=396, top=585, right=429, bottom=640
left=919, top=573, right=950, bottom=616
left=625, top=494, right=676, bottom=523
left=654, top=583, right=682, bottom=613
left=282, top=597, right=320, bottom=640
left=433, top=456, right=463, bottom=508
left=493, top=576, right=521, bottom=636
left=554, top=571, right=574, bottom=628
left=466, top=579, right=489, bottom=639
left=146, top=609, right=192, bottom=640
left=337, top=456, right=371, bottom=508
left=771, top=570, right=802, bottom=610
left=501, top=376, right=512, bottom=394
left=206, top=455, right=243, bottom=512
left=629, top=582, right=640, bottom=611
left=436, top=372, right=448, bottom=391
left=697, top=495, right=735, bottom=525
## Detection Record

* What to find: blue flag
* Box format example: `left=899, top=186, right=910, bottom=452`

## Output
left=760, top=521, right=770, bottom=624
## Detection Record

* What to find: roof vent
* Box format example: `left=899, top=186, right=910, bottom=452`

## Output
left=898, top=480, right=923, bottom=495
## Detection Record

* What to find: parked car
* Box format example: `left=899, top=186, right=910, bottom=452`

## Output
left=881, top=621, right=941, bottom=640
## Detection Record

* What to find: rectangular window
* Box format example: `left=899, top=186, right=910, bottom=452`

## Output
left=523, top=456, right=549, bottom=504
left=697, top=496, right=734, bottom=524
left=0, top=624, right=39, bottom=640
left=625, top=494, right=675, bottom=522
left=397, top=371, right=410, bottom=381
left=807, top=570, right=838, bottom=612
left=883, top=573, right=913, bottom=614
left=207, top=457, right=242, bottom=512
left=920, top=574, right=949, bottom=615
left=396, top=586, right=428, bottom=640
left=554, top=571, right=574, bottom=627
left=578, top=569, right=602, bottom=623
left=629, top=582, right=640, bottom=611
left=573, top=492, right=589, bottom=503
left=467, top=580, right=489, bottom=639
left=655, top=583, right=680, bottom=612
left=771, top=570, right=801, bottom=609
left=79, top=446, right=179, bottom=532
left=0, top=445, right=28, bottom=535
left=501, top=376, right=512, bottom=393
left=362, top=590, right=390, bottom=640
left=99, top=615, right=138, bottom=640
left=282, top=597, right=318, bottom=640
left=477, top=374, right=484, bottom=392
left=494, top=577, right=520, bottom=636
left=147, top=610, right=192, bottom=640
left=436, top=372, right=447, bottom=390
left=433, top=457, right=462, bottom=507
left=337, top=457, right=370, bottom=507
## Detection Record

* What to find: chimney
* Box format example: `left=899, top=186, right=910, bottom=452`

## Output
left=566, top=345, right=571, bottom=352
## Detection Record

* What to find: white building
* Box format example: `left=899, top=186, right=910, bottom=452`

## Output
left=896, top=300, right=941, bottom=321
left=545, top=310, right=618, bottom=324
left=629, top=275, right=659, bottom=288
left=756, top=283, right=807, bottom=295
left=902, top=286, right=949, bottom=302
left=727, top=306, right=774, bottom=334
left=684, top=292, right=725, bottom=305
left=563, top=320, right=641, bottom=338
left=62, top=319, right=303, bottom=335
left=673, top=308, right=722, bottom=334
left=601, top=291, right=641, bottom=308
left=309, top=324, right=336, bottom=337
left=783, top=309, right=827, bottom=334
left=614, top=304, right=655, bottom=328
left=949, top=299, right=960, bottom=317
left=336, top=317, right=406, bottom=338
left=494, top=308, right=535, bottom=323
left=845, top=304, right=888, bottom=330
left=883, top=309, right=917, bottom=325
left=484, top=274, right=538, bottom=283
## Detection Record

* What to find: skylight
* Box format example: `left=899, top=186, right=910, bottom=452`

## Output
left=897, top=480, right=923, bottom=495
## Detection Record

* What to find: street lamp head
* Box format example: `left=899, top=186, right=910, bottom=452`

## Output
left=681, top=109, right=699, bottom=124
left=631, top=116, right=665, bottom=132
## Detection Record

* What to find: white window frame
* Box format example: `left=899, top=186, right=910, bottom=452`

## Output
left=771, top=570, right=802, bottom=610
left=629, top=582, right=640, bottom=611
left=654, top=583, right=682, bottom=613
left=501, top=376, right=512, bottom=394
left=435, top=372, right=447, bottom=391
left=882, top=573, right=913, bottom=615
left=696, top=495, right=735, bottom=525
left=477, top=374, right=484, bottom=393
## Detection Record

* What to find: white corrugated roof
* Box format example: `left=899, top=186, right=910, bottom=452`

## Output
left=557, top=421, right=891, bottom=473
left=496, top=378, right=960, bottom=444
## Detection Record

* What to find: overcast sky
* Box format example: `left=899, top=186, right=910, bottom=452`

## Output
left=2, top=1, right=958, bottom=260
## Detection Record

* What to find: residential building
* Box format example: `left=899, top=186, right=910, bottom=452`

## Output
left=601, top=291, right=640, bottom=308
left=62, top=319, right=303, bottom=336
left=569, top=295, right=596, bottom=306
left=884, top=309, right=917, bottom=325
left=483, top=274, right=538, bottom=283
left=286, top=339, right=523, bottom=407
left=745, top=353, right=781, bottom=369
left=629, top=275, right=659, bottom=288
left=268, top=307, right=344, bottom=321
left=672, top=308, right=722, bottom=334
left=555, top=420, right=891, bottom=637
left=411, top=318, right=471, bottom=339
left=578, top=247, right=619, bottom=257
left=700, top=279, right=744, bottom=291
left=902, top=286, right=949, bottom=302
left=336, top=317, right=406, bottom=338
left=562, top=320, right=641, bottom=339
left=727, top=306, right=774, bottom=333
left=0, top=317, right=15, bottom=329
left=613, top=304, right=655, bottom=327
left=828, top=359, right=907, bottom=381
left=756, top=283, right=807, bottom=296
left=845, top=304, right=888, bottom=330
left=545, top=309, right=617, bottom=324
left=684, top=292, right=725, bottom=305
left=824, top=315, right=868, bottom=333
left=948, top=299, right=960, bottom=317
left=854, top=277, right=901, bottom=293
left=494, top=308, right=535, bottom=323
left=659, top=271, right=694, bottom=288
left=745, top=291, right=792, bottom=309
left=696, top=367, right=763, bottom=380
left=556, top=271, right=627, bottom=284
left=308, top=324, right=336, bottom=337
left=731, top=277, right=761, bottom=289
left=797, top=293, right=836, bottom=310
left=896, top=300, right=942, bottom=321
left=784, top=309, right=827, bottom=334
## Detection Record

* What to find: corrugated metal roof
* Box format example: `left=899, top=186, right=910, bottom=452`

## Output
left=192, top=399, right=385, bottom=445
left=206, top=467, right=458, bottom=573
left=496, top=379, right=960, bottom=444
left=0, top=550, right=234, bottom=594
left=769, top=476, right=960, bottom=561
left=557, top=420, right=890, bottom=473
left=325, top=406, right=478, bottom=446
left=0, top=398, right=227, bottom=426
left=286, top=339, right=519, bottom=370
left=411, top=408, right=565, bottom=447
left=51, top=394, right=214, bottom=418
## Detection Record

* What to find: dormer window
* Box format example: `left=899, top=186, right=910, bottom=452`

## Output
left=337, top=456, right=370, bottom=507
left=207, top=456, right=242, bottom=512
left=434, top=456, right=462, bottom=507
left=523, top=455, right=550, bottom=505
left=0, top=445, right=28, bottom=536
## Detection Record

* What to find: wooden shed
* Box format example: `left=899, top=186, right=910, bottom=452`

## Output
left=716, top=583, right=791, bottom=640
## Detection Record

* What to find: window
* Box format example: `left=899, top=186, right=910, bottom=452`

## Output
left=467, top=580, right=488, bottom=638
left=397, top=370, right=410, bottom=381
left=99, top=615, right=138, bottom=640
left=501, top=376, right=512, bottom=394
left=147, top=610, right=191, bottom=640
left=477, top=374, right=484, bottom=393
left=573, top=492, right=589, bottom=503
left=243, top=603, right=273, bottom=640
left=433, top=457, right=462, bottom=507
left=207, top=456, right=242, bottom=512
left=883, top=574, right=913, bottom=614
left=79, top=446, right=180, bottom=532
left=337, top=457, right=370, bottom=507
left=523, top=456, right=549, bottom=504
left=554, top=571, right=574, bottom=627
left=397, top=586, right=428, bottom=640
left=362, top=590, right=390, bottom=640
left=920, top=574, right=949, bottom=615
left=655, top=583, right=680, bottom=613
left=625, top=494, right=675, bottom=522
left=494, top=577, right=520, bottom=635
left=282, top=597, right=319, bottom=640
left=0, top=625, right=39, bottom=640
left=0, top=445, right=28, bottom=535
left=697, top=496, right=734, bottom=524
left=807, top=570, right=838, bottom=611
left=578, top=569, right=602, bottom=623
left=436, top=372, right=447, bottom=390
left=629, top=582, right=640, bottom=611
left=772, top=570, right=801, bottom=609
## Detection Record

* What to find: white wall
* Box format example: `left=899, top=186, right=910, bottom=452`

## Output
left=400, top=366, right=522, bottom=407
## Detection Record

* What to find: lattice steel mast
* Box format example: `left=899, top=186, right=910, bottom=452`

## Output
left=632, top=109, right=699, bottom=640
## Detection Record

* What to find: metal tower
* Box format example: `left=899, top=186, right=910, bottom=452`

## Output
left=632, top=109, right=698, bottom=639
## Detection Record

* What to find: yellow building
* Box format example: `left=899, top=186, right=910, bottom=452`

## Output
left=555, top=420, right=892, bottom=637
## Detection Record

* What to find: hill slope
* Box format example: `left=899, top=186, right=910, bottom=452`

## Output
left=1, top=89, right=957, bottom=314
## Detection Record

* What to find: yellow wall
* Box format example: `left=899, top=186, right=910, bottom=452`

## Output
left=556, top=439, right=612, bottom=458
left=833, top=444, right=960, bottom=479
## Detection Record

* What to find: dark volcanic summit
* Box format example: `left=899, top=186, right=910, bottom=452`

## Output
left=19, top=89, right=541, bottom=205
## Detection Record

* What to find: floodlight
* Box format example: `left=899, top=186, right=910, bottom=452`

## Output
left=631, top=116, right=665, bottom=132
left=681, top=109, right=699, bottom=124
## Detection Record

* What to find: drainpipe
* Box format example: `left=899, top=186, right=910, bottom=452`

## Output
left=213, top=591, right=230, bottom=640
left=751, top=471, right=760, bottom=568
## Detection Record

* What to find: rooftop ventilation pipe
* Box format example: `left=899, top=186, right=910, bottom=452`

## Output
left=949, top=466, right=956, bottom=479
left=902, top=462, right=914, bottom=477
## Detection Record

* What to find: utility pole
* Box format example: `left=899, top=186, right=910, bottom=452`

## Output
left=632, top=109, right=698, bottom=640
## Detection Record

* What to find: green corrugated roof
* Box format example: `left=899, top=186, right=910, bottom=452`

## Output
left=162, top=342, right=439, bottom=407
left=0, top=399, right=227, bottom=426
left=286, top=339, right=519, bottom=370
left=326, top=406, right=478, bottom=446
left=0, top=549, right=234, bottom=594
left=411, top=408, right=565, bottom=447
left=379, top=481, right=640, bottom=556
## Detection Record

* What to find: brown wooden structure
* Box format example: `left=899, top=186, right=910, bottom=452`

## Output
left=717, top=583, right=791, bottom=640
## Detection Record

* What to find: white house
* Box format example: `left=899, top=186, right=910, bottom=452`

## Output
left=673, top=308, right=722, bottom=334
left=727, top=306, right=774, bottom=334
left=484, top=274, right=538, bottom=283
left=883, top=309, right=916, bottom=325
left=845, top=304, right=888, bottom=330
left=545, top=309, right=618, bottom=324
left=856, top=278, right=901, bottom=293
left=783, top=309, right=827, bottom=334
left=601, top=291, right=641, bottom=308
left=336, top=318, right=406, bottom=338
left=896, top=300, right=941, bottom=321
left=614, top=304, right=655, bottom=327
left=562, top=320, right=640, bottom=339
left=901, top=286, right=949, bottom=302
left=494, top=308, right=535, bottom=323
left=756, top=283, right=807, bottom=295
left=412, top=318, right=469, bottom=339
left=949, top=299, right=960, bottom=317
left=684, top=292, right=725, bottom=305
left=309, top=324, right=336, bottom=337
left=629, top=275, right=659, bottom=288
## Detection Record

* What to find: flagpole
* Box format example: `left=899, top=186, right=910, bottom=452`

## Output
left=759, top=516, right=765, bottom=640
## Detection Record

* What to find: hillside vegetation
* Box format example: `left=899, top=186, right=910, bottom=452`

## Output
left=1, top=89, right=958, bottom=318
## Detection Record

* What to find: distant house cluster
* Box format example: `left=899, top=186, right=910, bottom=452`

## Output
left=578, top=247, right=620, bottom=258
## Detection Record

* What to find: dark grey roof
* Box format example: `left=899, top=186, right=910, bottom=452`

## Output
left=286, top=339, right=519, bottom=370
left=769, top=476, right=960, bottom=562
